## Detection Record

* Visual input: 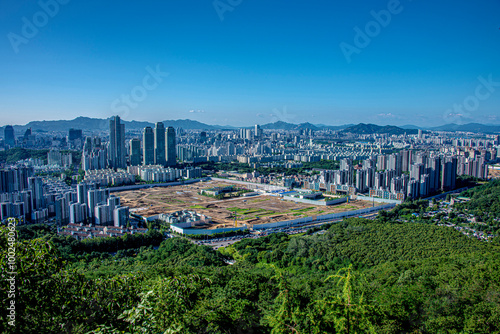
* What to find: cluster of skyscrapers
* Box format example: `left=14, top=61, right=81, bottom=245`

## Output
left=82, top=116, right=177, bottom=171
left=136, top=122, right=176, bottom=166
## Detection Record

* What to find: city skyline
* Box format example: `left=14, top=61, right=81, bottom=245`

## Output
left=2, top=1, right=500, bottom=329
left=1, top=115, right=500, bottom=133
left=1, top=1, right=499, bottom=127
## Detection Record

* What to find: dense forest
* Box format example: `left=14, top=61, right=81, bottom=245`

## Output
left=1, top=181, right=500, bottom=333
left=2, top=216, right=500, bottom=333
left=456, top=179, right=500, bottom=220
left=0, top=148, right=50, bottom=163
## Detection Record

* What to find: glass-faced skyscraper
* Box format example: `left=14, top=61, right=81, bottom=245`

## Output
left=108, top=116, right=126, bottom=169
left=166, top=126, right=176, bottom=166
left=142, top=127, right=154, bottom=165
left=129, top=138, right=141, bottom=166
left=154, top=122, right=166, bottom=166
left=4, top=125, right=15, bottom=147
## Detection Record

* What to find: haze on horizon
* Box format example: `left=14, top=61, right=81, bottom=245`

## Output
left=1, top=0, right=499, bottom=127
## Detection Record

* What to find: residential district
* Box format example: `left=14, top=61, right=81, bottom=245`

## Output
left=1, top=117, right=498, bottom=241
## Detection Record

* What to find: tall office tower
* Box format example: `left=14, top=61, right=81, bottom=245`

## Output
left=166, top=126, right=176, bottom=166
left=130, top=138, right=141, bottom=166
left=143, top=127, right=155, bottom=165
left=418, top=129, right=423, bottom=139
left=28, top=177, right=44, bottom=211
left=108, top=116, right=126, bottom=169
left=68, top=128, right=83, bottom=141
left=154, top=122, right=166, bottom=166
left=4, top=125, right=15, bottom=147
left=254, top=124, right=263, bottom=139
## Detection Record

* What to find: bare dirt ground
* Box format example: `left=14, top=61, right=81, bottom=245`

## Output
left=488, top=167, right=500, bottom=179
left=118, top=181, right=384, bottom=229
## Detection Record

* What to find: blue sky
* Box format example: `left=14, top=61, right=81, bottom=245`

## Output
left=1, top=0, right=499, bottom=127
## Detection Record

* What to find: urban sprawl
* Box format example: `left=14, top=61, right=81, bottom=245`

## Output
left=1, top=116, right=497, bottom=240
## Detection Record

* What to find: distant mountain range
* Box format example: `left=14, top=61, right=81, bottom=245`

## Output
left=428, top=123, right=500, bottom=134
left=0, top=117, right=352, bottom=134
left=258, top=121, right=350, bottom=131
left=0, top=117, right=231, bottom=133
left=341, top=123, right=419, bottom=135
left=0, top=117, right=499, bottom=135
left=342, top=123, right=500, bottom=134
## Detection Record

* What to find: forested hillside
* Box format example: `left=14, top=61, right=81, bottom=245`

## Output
left=0, top=148, right=81, bottom=165
left=456, top=179, right=500, bottom=220
left=2, top=216, right=499, bottom=333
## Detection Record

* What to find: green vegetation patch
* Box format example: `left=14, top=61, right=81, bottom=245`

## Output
left=189, top=205, right=206, bottom=210
left=5, top=190, right=500, bottom=334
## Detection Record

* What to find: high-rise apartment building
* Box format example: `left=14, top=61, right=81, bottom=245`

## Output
left=28, top=176, right=44, bottom=211
left=48, top=150, right=62, bottom=166
left=441, top=157, right=457, bottom=191
left=401, top=150, right=412, bottom=172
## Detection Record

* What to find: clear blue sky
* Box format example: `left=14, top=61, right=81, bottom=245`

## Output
left=1, top=0, right=499, bottom=127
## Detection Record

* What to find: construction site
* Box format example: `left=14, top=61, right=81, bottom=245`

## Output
left=118, top=180, right=385, bottom=229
